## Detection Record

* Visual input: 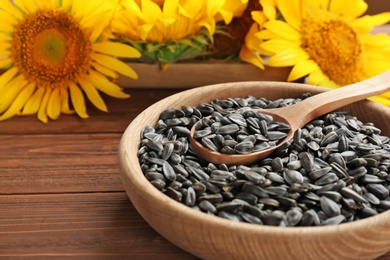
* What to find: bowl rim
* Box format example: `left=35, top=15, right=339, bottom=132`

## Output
left=119, top=81, right=390, bottom=236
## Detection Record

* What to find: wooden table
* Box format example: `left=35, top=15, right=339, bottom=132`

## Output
left=0, top=87, right=389, bottom=259
left=0, top=89, right=194, bottom=258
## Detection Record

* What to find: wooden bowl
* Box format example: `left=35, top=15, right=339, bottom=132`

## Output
left=119, top=81, right=390, bottom=260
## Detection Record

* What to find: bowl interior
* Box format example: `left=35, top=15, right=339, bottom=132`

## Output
left=119, top=81, right=390, bottom=260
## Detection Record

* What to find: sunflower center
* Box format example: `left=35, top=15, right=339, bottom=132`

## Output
left=300, top=10, right=364, bottom=85
left=11, top=10, right=92, bottom=88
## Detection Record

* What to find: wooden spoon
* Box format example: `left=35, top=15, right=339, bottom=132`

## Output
left=190, top=70, right=390, bottom=165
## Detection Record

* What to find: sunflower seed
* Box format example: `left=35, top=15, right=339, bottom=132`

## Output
left=360, top=206, right=378, bottom=217
left=218, top=211, right=242, bottom=222
left=244, top=170, right=266, bottom=184
left=301, top=209, right=321, bottom=226
left=239, top=212, right=263, bottom=224
left=340, top=187, right=368, bottom=203
left=259, top=198, right=280, bottom=207
left=361, top=174, right=386, bottom=184
left=315, top=172, right=339, bottom=186
left=364, top=192, right=380, bottom=205
left=309, top=167, right=332, bottom=180
left=283, top=169, right=304, bottom=185
left=234, top=141, right=254, bottom=154
left=236, top=192, right=258, bottom=205
left=300, top=152, right=315, bottom=172
left=201, top=137, right=219, bottom=152
left=199, top=193, right=223, bottom=203
left=265, top=172, right=285, bottom=183
left=140, top=95, right=390, bottom=228
left=348, top=166, right=367, bottom=178
left=150, top=179, right=166, bottom=190
left=322, top=215, right=345, bottom=226
left=378, top=200, right=390, bottom=210
left=367, top=184, right=389, bottom=199
left=285, top=208, right=303, bottom=226
left=265, top=186, right=288, bottom=196
left=199, top=200, right=217, bottom=213
left=317, top=191, right=343, bottom=202
left=263, top=210, right=285, bottom=226
left=166, top=187, right=182, bottom=201
left=242, top=183, right=269, bottom=198
left=320, top=196, right=341, bottom=217
left=162, top=162, right=176, bottom=181
left=267, top=131, right=288, bottom=141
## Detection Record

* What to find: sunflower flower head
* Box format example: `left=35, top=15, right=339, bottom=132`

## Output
left=110, top=0, right=247, bottom=66
left=0, top=0, right=141, bottom=123
left=251, top=0, right=390, bottom=106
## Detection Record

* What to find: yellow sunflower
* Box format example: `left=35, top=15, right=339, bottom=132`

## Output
left=110, top=0, right=248, bottom=65
left=238, top=0, right=280, bottom=69
left=0, top=0, right=141, bottom=123
left=254, top=0, right=390, bottom=106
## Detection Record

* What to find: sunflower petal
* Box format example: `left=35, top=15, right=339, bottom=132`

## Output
left=0, top=49, right=11, bottom=56
left=380, top=91, right=390, bottom=99
left=13, top=0, right=37, bottom=14
left=91, top=62, right=118, bottom=79
left=329, top=0, right=367, bottom=20
left=37, top=88, right=52, bottom=123
left=91, top=53, right=138, bottom=79
left=244, top=23, right=263, bottom=50
left=0, top=10, right=19, bottom=25
left=0, top=1, right=23, bottom=19
left=239, top=44, right=264, bottom=70
left=275, top=0, right=301, bottom=30
left=369, top=95, right=390, bottom=107
left=59, top=88, right=74, bottom=114
left=252, top=11, right=268, bottom=27
left=0, top=58, right=13, bottom=68
left=138, top=24, right=156, bottom=41
left=0, top=67, right=19, bottom=93
left=47, top=88, right=61, bottom=120
left=22, top=86, right=45, bottom=115
left=93, top=42, right=141, bottom=58
left=260, top=39, right=301, bottom=54
left=0, top=83, right=35, bottom=121
left=85, top=71, right=130, bottom=99
left=162, top=0, right=179, bottom=19
left=307, top=0, right=330, bottom=11
left=307, top=70, right=339, bottom=89
left=260, top=0, right=276, bottom=20
left=0, top=33, right=12, bottom=42
left=78, top=78, right=108, bottom=112
left=217, top=9, right=233, bottom=25
left=0, top=75, right=28, bottom=113
left=69, top=83, right=88, bottom=119
left=266, top=49, right=309, bottom=67
left=288, top=59, right=319, bottom=81
left=0, top=23, right=15, bottom=34
left=207, top=0, right=225, bottom=18
left=141, top=0, right=162, bottom=22
left=263, top=20, right=301, bottom=40
left=351, top=13, right=390, bottom=33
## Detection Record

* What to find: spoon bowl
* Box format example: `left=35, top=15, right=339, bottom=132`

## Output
left=190, top=108, right=293, bottom=165
left=190, top=70, right=390, bottom=165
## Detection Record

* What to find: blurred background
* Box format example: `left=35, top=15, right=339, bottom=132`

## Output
left=366, top=0, right=390, bottom=14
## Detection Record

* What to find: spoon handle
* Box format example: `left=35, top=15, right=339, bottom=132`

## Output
left=280, top=70, right=390, bottom=130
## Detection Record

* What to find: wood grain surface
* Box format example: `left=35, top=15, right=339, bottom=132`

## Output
left=0, top=89, right=197, bottom=258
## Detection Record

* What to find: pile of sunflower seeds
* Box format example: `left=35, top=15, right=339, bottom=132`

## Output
left=193, top=109, right=290, bottom=154
left=138, top=94, right=390, bottom=226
